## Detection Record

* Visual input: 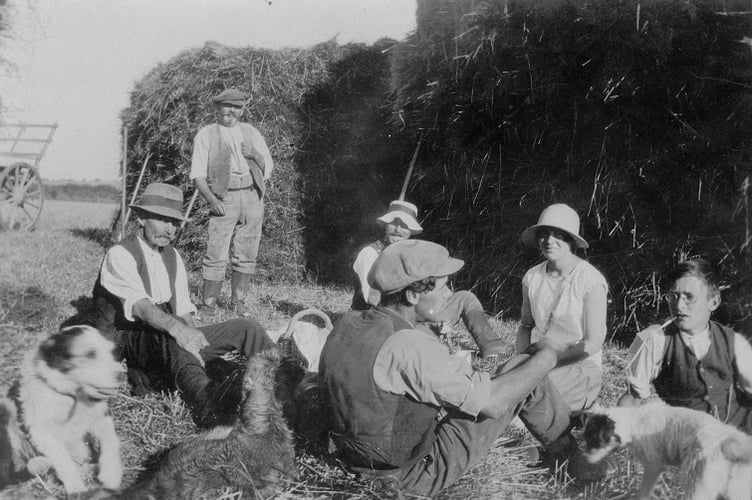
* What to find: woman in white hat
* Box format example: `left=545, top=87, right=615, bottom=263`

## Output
left=516, top=203, right=608, bottom=411
left=351, top=200, right=423, bottom=310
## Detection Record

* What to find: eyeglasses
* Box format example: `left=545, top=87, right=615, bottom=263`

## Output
left=664, top=291, right=698, bottom=305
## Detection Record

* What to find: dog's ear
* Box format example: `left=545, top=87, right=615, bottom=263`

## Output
left=584, top=414, right=621, bottom=449
left=39, top=329, right=81, bottom=373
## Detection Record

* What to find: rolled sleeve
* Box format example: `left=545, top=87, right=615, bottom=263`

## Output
left=173, top=254, right=197, bottom=317
left=189, top=127, right=210, bottom=180
left=249, top=127, right=273, bottom=179
left=374, top=329, right=492, bottom=418
left=99, top=247, right=151, bottom=322
left=624, top=325, right=665, bottom=399
left=734, top=333, right=752, bottom=395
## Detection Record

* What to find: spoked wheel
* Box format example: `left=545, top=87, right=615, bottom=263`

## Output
left=0, top=162, right=45, bottom=231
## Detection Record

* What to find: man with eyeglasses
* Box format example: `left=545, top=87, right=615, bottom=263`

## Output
left=190, top=88, right=273, bottom=317
left=320, top=239, right=607, bottom=496
left=620, top=259, right=752, bottom=433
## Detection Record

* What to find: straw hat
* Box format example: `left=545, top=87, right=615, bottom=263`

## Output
left=130, top=183, right=190, bottom=222
left=376, top=200, right=423, bottom=234
left=521, top=203, right=588, bottom=249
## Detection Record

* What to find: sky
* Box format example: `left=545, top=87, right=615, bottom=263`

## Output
left=0, top=0, right=417, bottom=181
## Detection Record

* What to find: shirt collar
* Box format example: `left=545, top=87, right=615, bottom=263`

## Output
left=375, top=305, right=415, bottom=330
left=679, top=325, right=710, bottom=345
left=136, top=235, right=163, bottom=257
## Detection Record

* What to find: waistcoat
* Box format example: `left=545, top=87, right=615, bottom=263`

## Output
left=92, top=236, right=178, bottom=336
left=654, top=321, right=738, bottom=422
left=206, top=123, right=265, bottom=199
left=319, top=307, right=440, bottom=469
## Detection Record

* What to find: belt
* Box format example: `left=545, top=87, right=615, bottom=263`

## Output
left=227, top=185, right=253, bottom=192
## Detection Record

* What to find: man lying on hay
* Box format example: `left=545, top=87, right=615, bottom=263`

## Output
left=92, top=182, right=278, bottom=428
left=320, top=239, right=608, bottom=497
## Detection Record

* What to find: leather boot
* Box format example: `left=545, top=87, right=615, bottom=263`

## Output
left=175, top=363, right=243, bottom=428
left=230, top=272, right=253, bottom=317
left=201, top=279, right=223, bottom=314
left=464, top=309, right=514, bottom=359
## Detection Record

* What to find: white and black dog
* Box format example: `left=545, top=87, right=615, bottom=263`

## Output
left=0, top=325, right=124, bottom=494
left=583, top=402, right=752, bottom=500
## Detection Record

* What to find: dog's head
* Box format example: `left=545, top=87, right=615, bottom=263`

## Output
left=583, top=413, right=623, bottom=464
left=36, top=325, right=124, bottom=400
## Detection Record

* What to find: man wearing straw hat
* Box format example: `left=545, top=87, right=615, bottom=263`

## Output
left=92, top=182, right=277, bottom=428
left=351, top=199, right=511, bottom=360
left=190, top=88, right=273, bottom=317
left=321, top=240, right=606, bottom=497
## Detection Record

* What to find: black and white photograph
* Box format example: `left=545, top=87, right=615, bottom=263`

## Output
left=1, top=0, right=752, bottom=498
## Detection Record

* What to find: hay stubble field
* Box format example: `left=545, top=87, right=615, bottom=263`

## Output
left=0, top=200, right=683, bottom=499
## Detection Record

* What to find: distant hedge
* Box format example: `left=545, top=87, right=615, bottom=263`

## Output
left=390, top=0, right=752, bottom=339
left=47, top=183, right=119, bottom=203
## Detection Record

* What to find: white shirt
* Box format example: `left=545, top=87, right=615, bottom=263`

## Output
left=189, top=123, right=274, bottom=181
left=352, top=243, right=383, bottom=306
left=522, top=260, right=608, bottom=367
left=625, top=323, right=752, bottom=398
left=99, top=236, right=196, bottom=321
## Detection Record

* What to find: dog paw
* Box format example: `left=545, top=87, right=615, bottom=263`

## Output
left=26, top=456, right=52, bottom=476
left=98, top=466, right=122, bottom=490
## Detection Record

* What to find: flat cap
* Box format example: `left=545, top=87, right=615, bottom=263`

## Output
left=212, top=88, right=248, bottom=105
left=368, top=240, right=464, bottom=295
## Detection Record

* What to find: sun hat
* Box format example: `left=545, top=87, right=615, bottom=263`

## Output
left=130, top=183, right=190, bottom=222
left=520, top=203, right=588, bottom=249
left=368, top=239, right=464, bottom=295
left=212, top=88, right=248, bottom=106
left=376, top=200, right=423, bottom=234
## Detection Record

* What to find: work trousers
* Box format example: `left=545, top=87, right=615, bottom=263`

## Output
left=548, top=359, right=603, bottom=411
left=396, top=356, right=572, bottom=497
left=203, top=187, right=264, bottom=281
left=436, top=290, right=484, bottom=326
left=112, top=317, right=275, bottom=391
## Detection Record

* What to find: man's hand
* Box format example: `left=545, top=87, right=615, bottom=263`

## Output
left=209, top=197, right=226, bottom=216
left=167, top=319, right=209, bottom=366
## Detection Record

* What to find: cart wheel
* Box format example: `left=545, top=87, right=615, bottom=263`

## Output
left=0, top=162, right=44, bottom=231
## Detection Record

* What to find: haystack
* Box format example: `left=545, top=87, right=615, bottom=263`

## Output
left=121, top=39, right=413, bottom=287
left=390, top=0, right=752, bottom=340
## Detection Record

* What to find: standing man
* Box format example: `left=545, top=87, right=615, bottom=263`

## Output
left=93, top=183, right=277, bottom=428
left=352, top=200, right=511, bottom=360
left=321, top=240, right=605, bottom=496
left=190, top=88, right=273, bottom=317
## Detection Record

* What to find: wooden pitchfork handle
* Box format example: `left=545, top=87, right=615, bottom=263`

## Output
left=398, top=135, right=423, bottom=201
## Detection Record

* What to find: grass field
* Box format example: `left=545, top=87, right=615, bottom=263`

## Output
left=0, top=200, right=684, bottom=499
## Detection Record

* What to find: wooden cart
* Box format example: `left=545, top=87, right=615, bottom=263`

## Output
left=0, top=123, right=58, bottom=231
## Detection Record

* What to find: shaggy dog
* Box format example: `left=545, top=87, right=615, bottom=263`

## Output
left=118, top=348, right=301, bottom=499
left=583, top=402, right=752, bottom=500
left=0, top=325, right=124, bottom=494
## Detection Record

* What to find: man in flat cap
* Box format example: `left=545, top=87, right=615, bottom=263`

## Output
left=190, top=88, right=274, bottom=317
left=352, top=200, right=512, bottom=360
left=320, top=240, right=605, bottom=496
left=93, top=182, right=277, bottom=428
